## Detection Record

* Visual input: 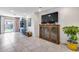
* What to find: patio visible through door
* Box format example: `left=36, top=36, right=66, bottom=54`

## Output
left=5, top=20, right=14, bottom=33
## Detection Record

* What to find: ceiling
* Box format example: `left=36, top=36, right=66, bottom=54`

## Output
left=0, top=7, right=51, bottom=17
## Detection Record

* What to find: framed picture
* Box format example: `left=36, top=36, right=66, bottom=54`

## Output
left=28, top=18, right=31, bottom=27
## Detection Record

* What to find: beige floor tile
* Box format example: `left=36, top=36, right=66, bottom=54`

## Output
left=0, top=32, right=71, bottom=52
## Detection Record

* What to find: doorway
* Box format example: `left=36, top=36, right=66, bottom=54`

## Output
left=5, top=20, right=15, bottom=33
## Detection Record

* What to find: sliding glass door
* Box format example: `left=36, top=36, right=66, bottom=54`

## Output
left=5, top=20, right=14, bottom=33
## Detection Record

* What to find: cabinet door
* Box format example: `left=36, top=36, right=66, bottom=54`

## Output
left=40, top=26, right=50, bottom=40
left=50, top=26, right=60, bottom=44
left=43, top=26, right=50, bottom=40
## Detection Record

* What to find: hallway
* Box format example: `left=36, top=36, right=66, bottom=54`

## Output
left=0, top=32, right=71, bottom=52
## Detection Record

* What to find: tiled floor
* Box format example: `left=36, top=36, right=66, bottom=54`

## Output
left=0, top=32, right=71, bottom=52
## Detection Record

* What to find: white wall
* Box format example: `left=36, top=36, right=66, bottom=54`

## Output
left=59, top=8, right=79, bottom=43
left=26, top=13, right=41, bottom=37
left=39, top=7, right=79, bottom=43
left=32, top=13, right=41, bottom=37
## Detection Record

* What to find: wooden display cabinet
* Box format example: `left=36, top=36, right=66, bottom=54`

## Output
left=39, top=24, right=60, bottom=44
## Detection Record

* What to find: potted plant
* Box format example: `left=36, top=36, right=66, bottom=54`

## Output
left=63, top=26, right=79, bottom=51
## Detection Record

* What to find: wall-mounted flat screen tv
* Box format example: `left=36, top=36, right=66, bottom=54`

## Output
left=41, top=12, right=58, bottom=24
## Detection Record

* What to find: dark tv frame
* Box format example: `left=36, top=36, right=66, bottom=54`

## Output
left=41, top=12, right=58, bottom=24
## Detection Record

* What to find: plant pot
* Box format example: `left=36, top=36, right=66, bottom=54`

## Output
left=67, top=40, right=78, bottom=51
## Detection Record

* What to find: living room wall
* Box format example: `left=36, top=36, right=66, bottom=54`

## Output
left=39, top=7, right=79, bottom=43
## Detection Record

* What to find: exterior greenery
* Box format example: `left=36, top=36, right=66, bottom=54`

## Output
left=63, top=26, right=79, bottom=41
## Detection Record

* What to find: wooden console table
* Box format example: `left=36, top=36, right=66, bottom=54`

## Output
left=39, top=24, right=60, bottom=44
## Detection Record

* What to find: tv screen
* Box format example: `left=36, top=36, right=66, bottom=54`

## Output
left=41, top=12, right=58, bottom=24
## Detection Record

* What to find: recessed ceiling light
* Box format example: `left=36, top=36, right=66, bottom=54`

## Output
left=38, top=7, right=42, bottom=12
left=26, top=16, right=29, bottom=18
left=38, top=9, right=42, bottom=12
